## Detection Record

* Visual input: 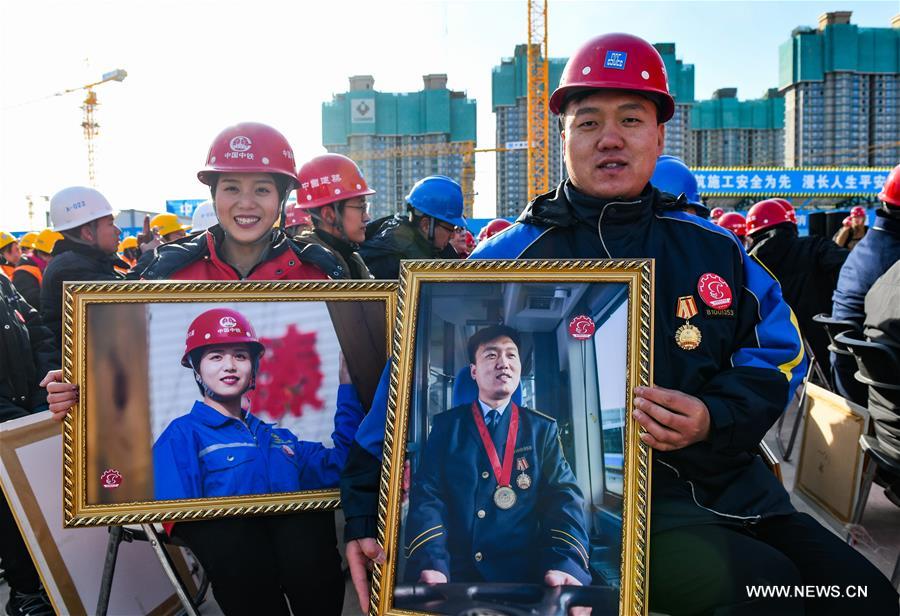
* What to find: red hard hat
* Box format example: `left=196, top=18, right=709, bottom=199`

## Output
left=285, top=203, right=313, bottom=228
left=182, top=308, right=265, bottom=367
left=850, top=206, right=866, bottom=219
left=746, top=199, right=793, bottom=235
left=197, top=122, right=297, bottom=188
left=710, top=207, right=725, bottom=220
left=484, top=218, right=513, bottom=238
left=842, top=216, right=852, bottom=227
left=717, top=212, right=746, bottom=238
left=465, top=230, right=475, bottom=250
left=549, top=33, right=675, bottom=122
left=770, top=198, right=797, bottom=224
left=878, top=164, right=900, bottom=207
left=296, top=154, right=375, bottom=209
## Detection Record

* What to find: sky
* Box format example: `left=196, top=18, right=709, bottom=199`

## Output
left=1, top=0, right=897, bottom=231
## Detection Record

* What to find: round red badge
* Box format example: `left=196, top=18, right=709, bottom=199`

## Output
left=697, top=273, right=733, bottom=310
left=100, top=469, right=123, bottom=489
left=568, top=315, right=596, bottom=340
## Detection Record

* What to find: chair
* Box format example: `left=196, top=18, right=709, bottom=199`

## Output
left=836, top=330, right=900, bottom=588
left=813, top=313, right=867, bottom=401
left=775, top=336, right=819, bottom=462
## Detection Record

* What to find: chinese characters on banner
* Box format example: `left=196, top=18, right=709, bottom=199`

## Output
left=693, top=168, right=890, bottom=197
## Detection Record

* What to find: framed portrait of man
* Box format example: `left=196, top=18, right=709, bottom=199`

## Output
left=62, top=280, right=396, bottom=526
left=372, top=259, right=654, bottom=616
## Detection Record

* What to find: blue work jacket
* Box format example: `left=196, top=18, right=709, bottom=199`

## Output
left=404, top=403, right=591, bottom=585
left=154, top=384, right=364, bottom=500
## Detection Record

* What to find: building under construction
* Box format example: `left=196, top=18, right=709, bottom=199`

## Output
left=321, top=74, right=476, bottom=220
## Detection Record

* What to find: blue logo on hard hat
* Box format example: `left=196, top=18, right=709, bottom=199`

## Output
left=604, top=51, right=627, bottom=70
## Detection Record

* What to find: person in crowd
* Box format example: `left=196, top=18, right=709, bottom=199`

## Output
left=153, top=307, right=364, bottom=500
left=117, top=236, right=141, bottom=270
left=0, top=231, right=23, bottom=278
left=189, top=200, right=218, bottom=235
left=831, top=163, right=900, bottom=405
left=746, top=199, right=848, bottom=376
left=43, top=121, right=357, bottom=615
left=12, top=229, right=62, bottom=309
left=833, top=205, right=868, bottom=250
left=342, top=33, right=898, bottom=615
left=149, top=212, right=190, bottom=243
left=650, top=154, right=710, bottom=219
left=40, top=187, right=126, bottom=348
left=715, top=212, right=748, bottom=248
left=293, top=153, right=374, bottom=279
left=1, top=270, right=58, bottom=616
left=360, top=175, right=466, bottom=279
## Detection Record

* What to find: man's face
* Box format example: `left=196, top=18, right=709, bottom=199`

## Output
left=327, top=197, right=370, bottom=244
left=449, top=228, right=469, bottom=255
left=561, top=90, right=665, bottom=200
left=86, top=215, right=122, bottom=255
left=470, top=335, right=521, bottom=404
left=418, top=217, right=456, bottom=250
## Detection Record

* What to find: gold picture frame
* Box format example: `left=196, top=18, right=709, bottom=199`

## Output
left=62, top=279, right=396, bottom=527
left=372, top=259, right=654, bottom=616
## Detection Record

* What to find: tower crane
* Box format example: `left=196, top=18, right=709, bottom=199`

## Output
left=526, top=0, right=550, bottom=200
left=54, top=69, right=127, bottom=186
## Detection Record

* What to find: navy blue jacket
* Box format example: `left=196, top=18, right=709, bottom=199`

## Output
left=343, top=182, right=806, bottom=537
left=154, top=384, right=364, bottom=500
left=404, top=403, right=591, bottom=585
left=830, top=210, right=900, bottom=402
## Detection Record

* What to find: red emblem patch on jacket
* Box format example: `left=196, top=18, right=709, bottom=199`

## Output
left=697, top=273, right=733, bottom=310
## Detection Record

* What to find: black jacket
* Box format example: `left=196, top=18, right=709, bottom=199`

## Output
left=473, top=181, right=806, bottom=532
left=359, top=215, right=440, bottom=279
left=863, top=260, right=900, bottom=459
left=750, top=224, right=848, bottom=372
left=1, top=274, right=59, bottom=423
left=11, top=256, right=43, bottom=310
left=40, top=238, right=125, bottom=350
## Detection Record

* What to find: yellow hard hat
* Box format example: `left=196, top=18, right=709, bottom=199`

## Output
left=19, top=232, right=39, bottom=250
left=0, top=231, right=18, bottom=251
left=33, top=229, right=64, bottom=254
left=150, top=213, right=189, bottom=237
left=119, top=236, right=139, bottom=252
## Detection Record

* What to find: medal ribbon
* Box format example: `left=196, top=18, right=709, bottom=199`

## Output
left=471, top=402, right=519, bottom=489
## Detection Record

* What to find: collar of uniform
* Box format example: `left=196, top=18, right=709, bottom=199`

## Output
left=189, top=400, right=252, bottom=428
left=313, top=227, right=358, bottom=259
left=874, top=208, right=900, bottom=235
left=51, top=237, right=117, bottom=262
left=564, top=181, right=655, bottom=228
left=205, top=225, right=288, bottom=277
left=477, top=399, right=510, bottom=417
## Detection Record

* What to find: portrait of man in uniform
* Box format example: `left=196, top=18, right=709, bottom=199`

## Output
left=404, top=324, right=591, bottom=587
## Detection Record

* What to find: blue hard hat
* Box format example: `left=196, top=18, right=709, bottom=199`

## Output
left=406, top=175, right=467, bottom=228
left=651, top=155, right=702, bottom=206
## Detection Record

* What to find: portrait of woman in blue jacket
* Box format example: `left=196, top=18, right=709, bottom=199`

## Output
left=153, top=306, right=364, bottom=501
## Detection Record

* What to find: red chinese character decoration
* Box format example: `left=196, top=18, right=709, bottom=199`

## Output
left=247, top=325, right=324, bottom=420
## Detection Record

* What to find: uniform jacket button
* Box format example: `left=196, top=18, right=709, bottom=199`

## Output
left=474, top=552, right=483, bottom=562
left=477, top=509, right=485, bottom=519
left=481, top=471, right=490, bottom=479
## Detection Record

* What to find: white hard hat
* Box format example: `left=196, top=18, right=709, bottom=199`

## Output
left=50, top=186, right=116, bottom=231
left=190, top=200, right=217, bottom=232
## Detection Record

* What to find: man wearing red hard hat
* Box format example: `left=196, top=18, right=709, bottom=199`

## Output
left=833, top=205, right=869, bottom=250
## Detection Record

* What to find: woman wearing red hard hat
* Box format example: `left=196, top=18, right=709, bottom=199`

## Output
left=43, top=123, right=359, bottom=615
left=153, top=307, right=363, bottom=500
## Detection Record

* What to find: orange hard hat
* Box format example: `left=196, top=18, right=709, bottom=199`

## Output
left=295, top=154, right=375, bottom=209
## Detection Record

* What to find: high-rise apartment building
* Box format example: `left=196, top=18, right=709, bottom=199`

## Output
left=322, top=74, right=476, bottom=220
left=654, top=43, right=696, bottom=164
left=691, top=88, right=785, bottom=166
left=779, top=11, right=900, bottom=167
left=492, top=45, right=566, bottom=218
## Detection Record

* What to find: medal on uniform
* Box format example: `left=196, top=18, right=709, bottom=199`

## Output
left=472, top=402, right=520, bottom=510
left=515, top=457, right=531, bottom=490
left=675, top=295, right=702, bottom=350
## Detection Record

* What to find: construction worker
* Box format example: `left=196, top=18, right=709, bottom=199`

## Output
left=709, top=207, right=725, bottom=223
left=650, top=154, right=710, bottom=218
left=449, top=227, right=474, bottom=257
left=117, top=236, right=140, bottom=269
left=190, top=200, right=218, bottom=234
left=18, top=232, right=38, bottom=258
left=831, top=163, right=900, bottom=405
left=150, top=212, right=190, bottom=243
left=715, top=211, right=748, bottom=248
left=1, top=269, right=58, bottom=616
left=282, top=203, right=313, bottom=237
left=153, top=307, right=364, bottom=500
left=833, top=205, right=868, bottom=249
left=44, top=122, right=350, bottom=615
left=341, top=33, right=898, bottom=614
left=12, top=229, right=62, bottom=309
left=771, top=198, right=798, bottom=224
left=360, top=175, right=466, bottom=279
left=0, top=231, right=22, bottom=278
left=478, top=218, right=513, bottom=243
left=41, top=187, right=126, bottom=348
left=747, top=199, right=848, bottom=376
left=293, top=153, right=374, bottom=279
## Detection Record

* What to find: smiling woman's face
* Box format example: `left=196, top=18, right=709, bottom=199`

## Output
left=214, top=173, right=280, bottom=244
left=198, top=343, right=253, bottom=399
